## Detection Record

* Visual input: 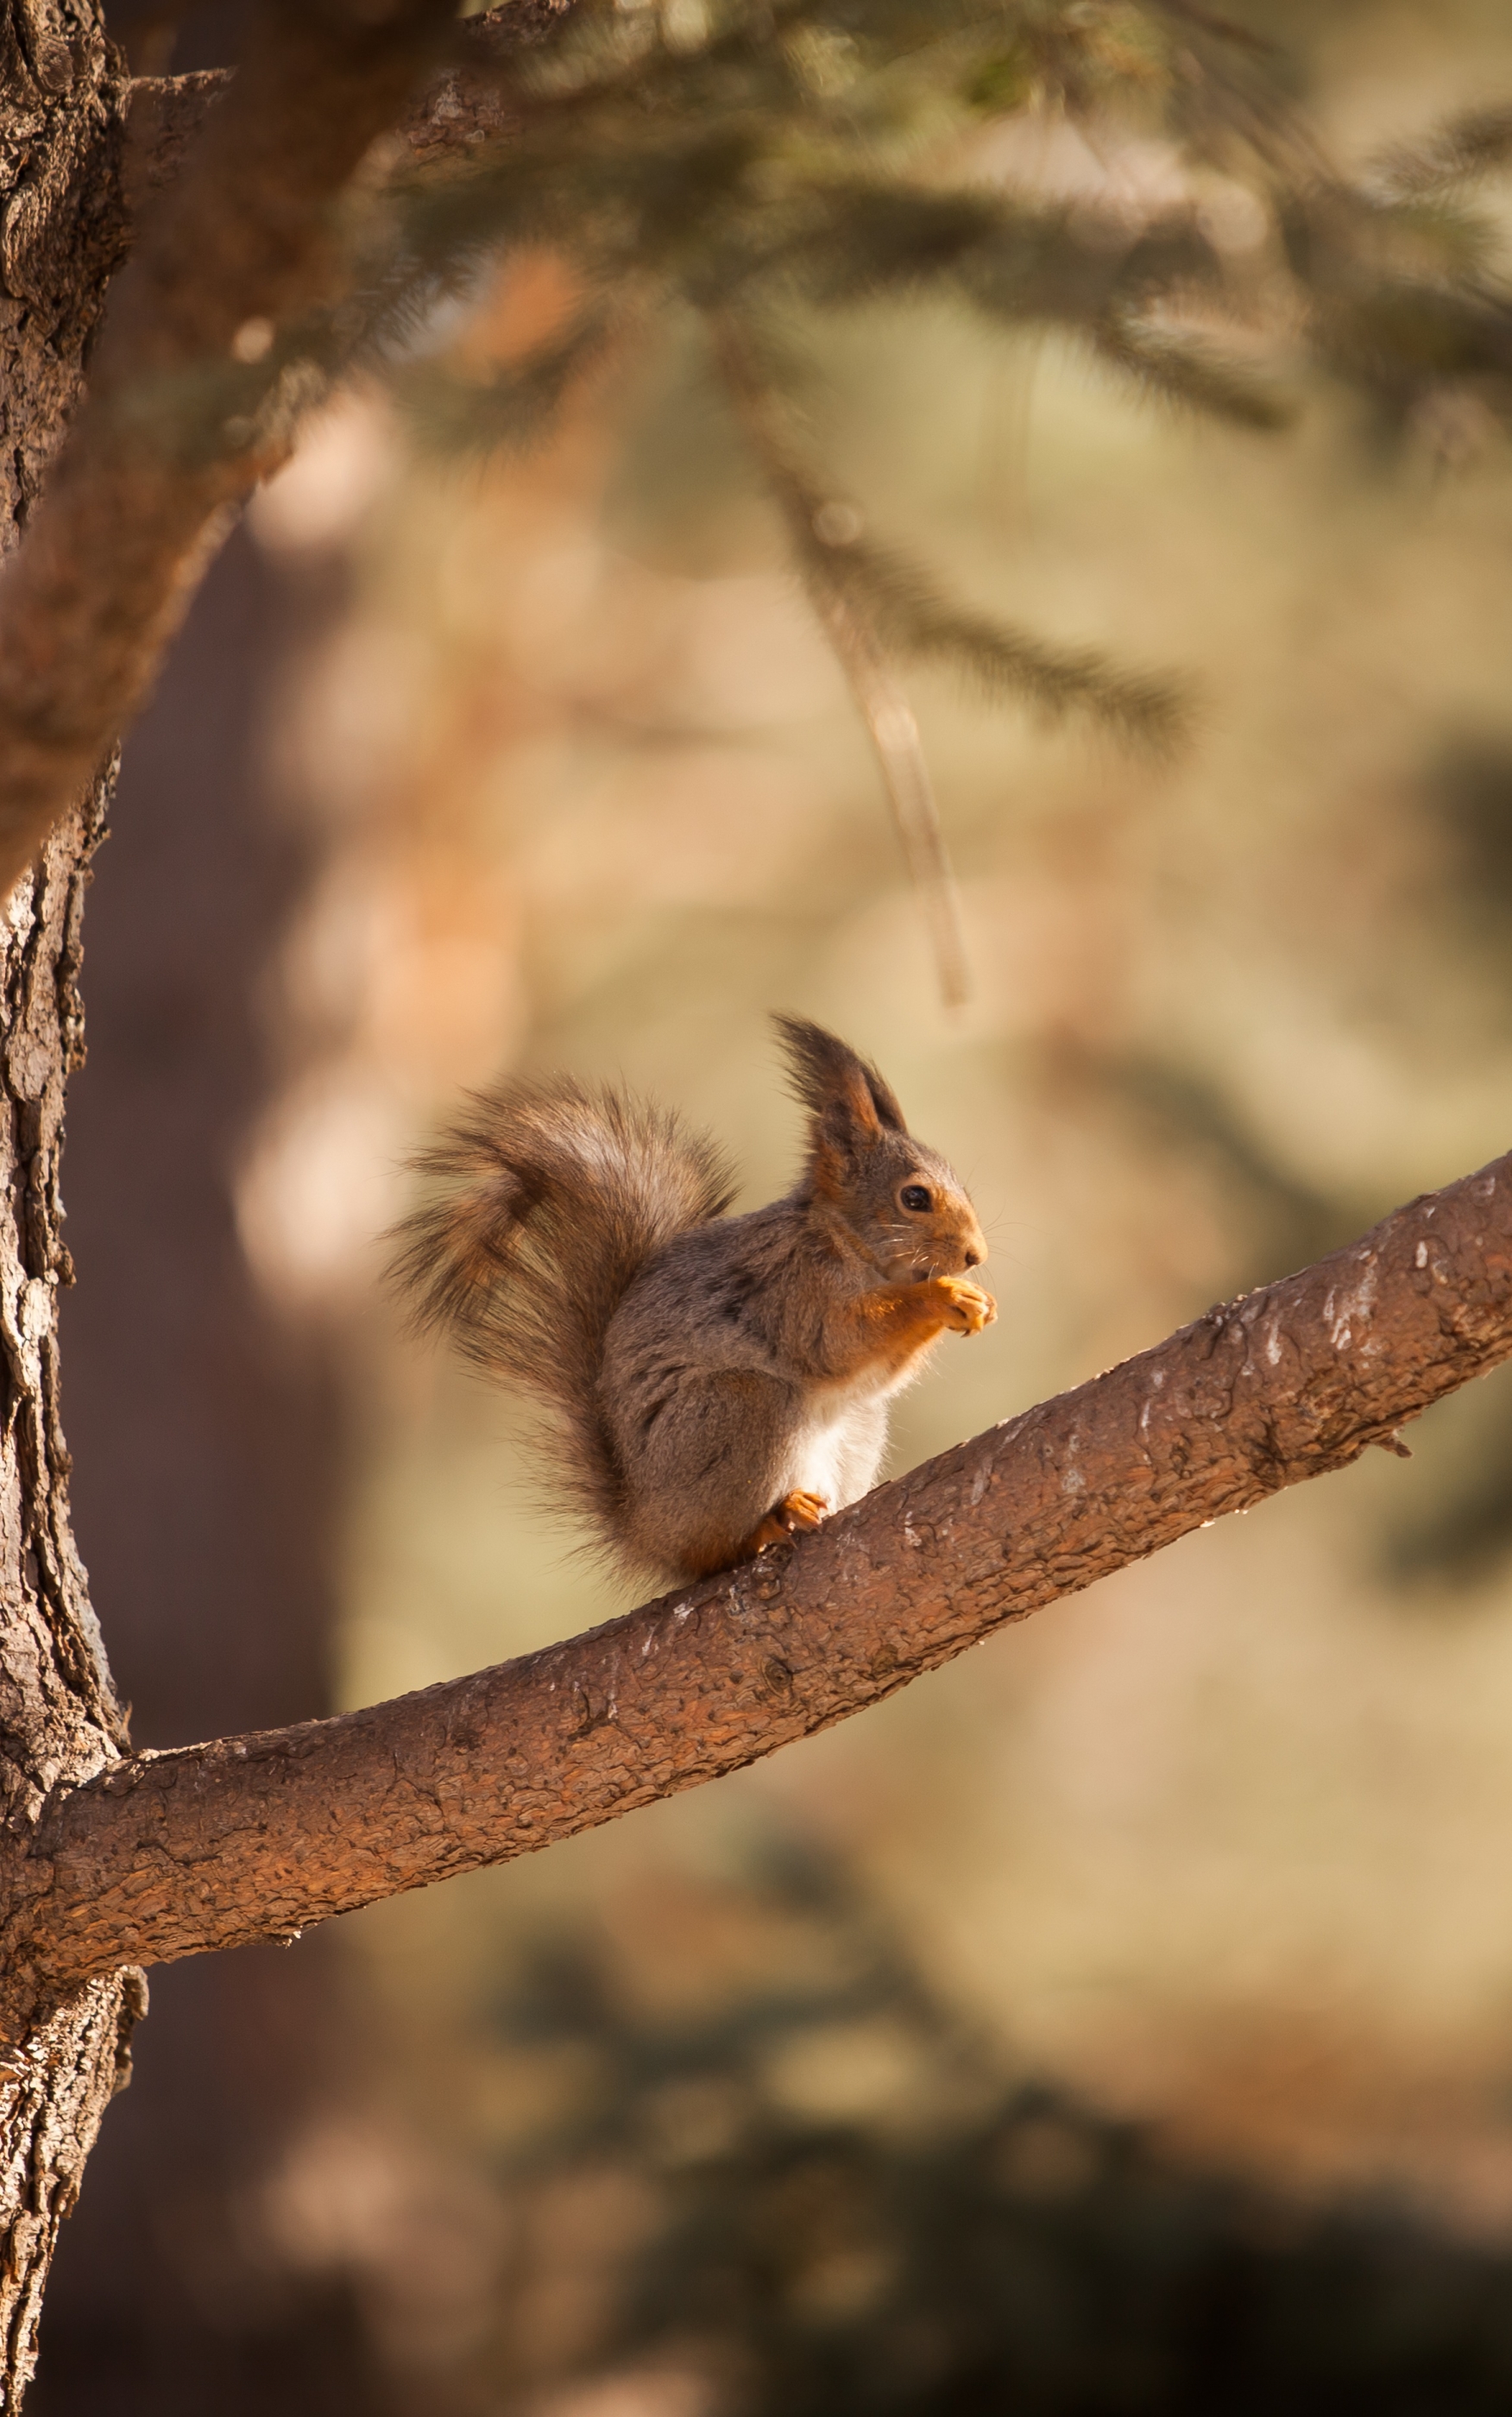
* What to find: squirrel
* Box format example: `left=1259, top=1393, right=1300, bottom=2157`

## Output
left=392, top=1017, right=995, bottom=1588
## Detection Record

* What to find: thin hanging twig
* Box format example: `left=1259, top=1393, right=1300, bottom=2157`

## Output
left=802, top=578, right=973, bottom=1008
left=711, top=314, right=973, bottom=1009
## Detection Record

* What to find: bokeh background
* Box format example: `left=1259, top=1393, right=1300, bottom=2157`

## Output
left=32, top=2, right=1512, bottom=2408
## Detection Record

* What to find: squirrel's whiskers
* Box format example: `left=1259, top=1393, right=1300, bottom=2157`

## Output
left=392, top=1017, right=995, bottom=1588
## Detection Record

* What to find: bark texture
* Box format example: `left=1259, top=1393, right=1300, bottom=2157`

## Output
left=0, top=0, right=574, bottom=900
left=0, top=0, right=1496, bottom=2401
left=121, top=1, right=567, bottom=197
left=35, top=531, right=374, bottom=2417
left=0, top=9, right=138, bottom=2400
left=3, top=1145, right=1509, bottom=2029
left=0, top=9, right=570, bottom=2399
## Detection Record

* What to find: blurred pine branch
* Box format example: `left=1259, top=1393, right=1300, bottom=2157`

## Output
left=242, top=0, right=1512, bottom=997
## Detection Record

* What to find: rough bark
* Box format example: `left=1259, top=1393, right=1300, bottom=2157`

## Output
left=0, top=0, right=1495, bottom=2400
left=0, top=1145, right=1506, bottom=2034
left=0, top=9, right=139, bottom=2400
left=119, top=0, right=566, bottom=195
left=0, top=792, right=129, bottom=2406
left=0, top=13, right=576, bottom=2388
left=36, top=532, right=372, bottom=2417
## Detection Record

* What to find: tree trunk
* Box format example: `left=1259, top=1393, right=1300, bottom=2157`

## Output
left=31, top=528, right=382, bottom=2416
left=0, top=5, right=139, bottom=2402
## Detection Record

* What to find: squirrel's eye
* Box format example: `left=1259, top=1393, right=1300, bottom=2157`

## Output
left=900, top=1183, right=932, bottom=1214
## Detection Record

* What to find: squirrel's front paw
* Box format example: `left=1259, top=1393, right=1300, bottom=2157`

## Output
left=936, top=1275, right=997, bottom=1335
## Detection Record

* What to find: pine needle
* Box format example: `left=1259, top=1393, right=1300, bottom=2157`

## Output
left=805, top=521, right=1191, bottom=753
left=713, top=314, right=973, bottom=1008
left=1370, top=103, right=1512, bottom=201
left=718, top=322, right=1189, bottom=753
left=1093, top=312, right=1292, bottom=432
left=711, top=311, right=1198, bottom=1002
left=394, top=306, right=613, bottom=459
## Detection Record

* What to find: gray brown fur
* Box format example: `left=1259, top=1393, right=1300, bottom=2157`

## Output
left=393, top=1019, right=994, bottom=1587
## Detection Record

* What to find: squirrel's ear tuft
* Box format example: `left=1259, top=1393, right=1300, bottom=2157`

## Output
left=773, top=1016, right=909, bottom=1184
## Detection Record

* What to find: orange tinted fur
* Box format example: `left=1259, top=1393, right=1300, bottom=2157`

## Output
left=392, top=1019, right=994, bottom=1587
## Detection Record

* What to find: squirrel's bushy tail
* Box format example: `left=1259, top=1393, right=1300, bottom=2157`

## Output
left=391, top=1077, right=734, bottom=1539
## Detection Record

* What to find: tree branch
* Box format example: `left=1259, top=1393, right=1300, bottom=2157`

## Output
left=3, top=1145, right=1509, bottom=2041
left=0, top=0, right=570, bottom=899
left=119, top=2, right=569, bottom=214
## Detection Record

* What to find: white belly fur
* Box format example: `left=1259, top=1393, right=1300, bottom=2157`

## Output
left=787, top=1373, right=894, bottom=1511
left=794, top=1419, right=855, bottom=1508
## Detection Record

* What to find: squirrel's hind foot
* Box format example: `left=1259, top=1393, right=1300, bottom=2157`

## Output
left=740, top=1488, right=832, bottom=1560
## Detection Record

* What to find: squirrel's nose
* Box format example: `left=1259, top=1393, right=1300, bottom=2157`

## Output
left=963, top=1248, right=980, bottom=1269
